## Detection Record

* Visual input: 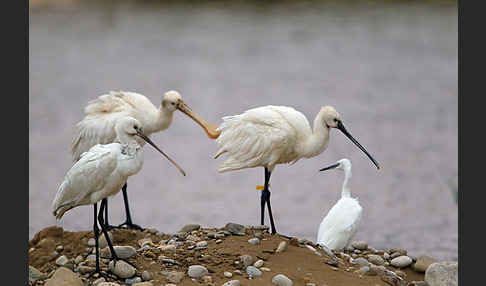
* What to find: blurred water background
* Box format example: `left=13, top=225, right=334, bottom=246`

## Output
left=29, top=0, right=457, bottom=260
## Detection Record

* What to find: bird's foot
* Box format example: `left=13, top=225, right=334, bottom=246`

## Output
left=116, top=221, right=144, bottom=231
left=88, top=268, right=118, bottom=281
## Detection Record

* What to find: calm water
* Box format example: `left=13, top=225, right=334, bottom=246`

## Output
left=29, top=1, right=457, bottom=261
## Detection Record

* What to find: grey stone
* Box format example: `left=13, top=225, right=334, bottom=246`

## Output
left=74, top=255, right=84, bottom=264
left=159, top=244, right=176, bottom=252
left=101, top=246, right=137, bottom=259
left=233, top=270, right=243, bottom=275
left=425, top=261, right=457, bottom=286
left=271, top=274, right=293, bottom=286
left=125, top=277, right=142, bottom=285
left=225, top=223, right=246, bottom=235
left=412, top=255, right=437, bottom=273
left=253, top=259, right=264, bottom=268
left=351, top=241, right=368, bottom=250
left=239, top=255, right=254, bottom=267
left=367, top=254, right=385, bottom=266
left=109, top=260, right=136, bottom=279
left=224, top=271, right=233, bottom=278
left=55, top=255, right=69, bottom=266
left=391, top=252, right=403, bottom=259
left=352, top=257, right=370, bottom=266
left=92, top=277, right=106, bottom=286
left=97, top=282, right=121, bottom=286
left=246, top=266, right=262, bottom=277
left=141, top=271, right=152, bottom=281
left=390, top=256, right=413, bottom=268
left=98, top=232, right=113, bottom=249
left=188, top=265, right=208, bottom=278
left=222, top=280, right=241, bottom=286
left=77, top=265, right=95, bottom=274
left=29, top=265, right=46, bottom=283
left=45, top=267, right=83, bottom=286
left=179, top=224, right=201, bottom=233
left=196, top=241, right=208, bottom=248
left=248, top=238, right=260, bottom=245
left=166, top=271, right=185, bottom=283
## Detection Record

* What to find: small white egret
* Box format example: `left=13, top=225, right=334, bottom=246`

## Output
left=71, top=90, right=220, bottom=229
left=53, top=117, right=184, bottom=277
left=316, top=158, right=362, bottom=250
left=214, top=105, right=379, bottom=235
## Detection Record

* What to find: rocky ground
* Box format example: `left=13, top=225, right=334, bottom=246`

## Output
left=28, top=223, right=455, bottom=286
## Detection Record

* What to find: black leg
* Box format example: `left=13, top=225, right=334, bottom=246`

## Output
left=89, top=203, right=116, bottom=281
left=103, top=199, right=118, bottom=231
left=98, top=199, right=119, bottom=261
left=260, top=191, right=266, bottom=226
left=117, top=182, right=143, bottom=230
left=263, top=168, right=277, bottom=235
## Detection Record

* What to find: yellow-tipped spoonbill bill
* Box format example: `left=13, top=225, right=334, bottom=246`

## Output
left=214, top=105, right=379, bottom=235
left=53, top=117, right=184, bottom=278
left=316, top=158, right=362, bottom=250
left=71, top=90, right=220, bottom=229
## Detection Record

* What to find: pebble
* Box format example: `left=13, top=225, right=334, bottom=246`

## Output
left=55, top=255, right=69, bottom=266
left=202, top=275, right=212, bottom=283
left=324, top=259, right=338, bottom=267
left=271, top=274, right=293, bottom=286
left=222, top=280, right=241, bottom=286
left=166, top=271, right=185, bottom=283
left=351, top=241, right=368, bottom=250
left=390, top=248, right=407, bottom=256
left=253, top=259, right=264, bottom=268
left=254, top=232, right=263, bottom=239
left=125, top=277, right=142, bottom=285
left=276, top=241, right=288, bottom=253
left=367, top=254, right=385, bottom=266
left=74, top=255, right=84, bottom=264
left=246, top=266, right=262, bottom=277
left=44, top=267, right=83, bottom=286
left=248, top=238, right=260, bottom=245
left=29, top=265, right=46, bottom=283
left=412, top=255, right=437, bottom=273
left=141, top=271, right=152, bottom=281
left=185, top=234, right=201, bottom=242
left=383, top=252, right=391, bottom=260
left=132, top=283, right=153, bottom=286
left=108, top=260, right=136, bottom=279
left=56, top=245, right=64, bottom=252
left=98, top=283, right=121, bottom=286
left=137, top=238, right=153, bottom=248
left=196, top=241, right=208, bottom=248
left=225, top=223, right=246, bottom=235
left=159, top=244, right=176, bottom=252
left=233, top=270, right=243, bottom=275
left=77, top=265, right=94, bottom=274
left=239, top=255, right=254, bottom=267
left=92, top=277, right=106, bottom=285
left=188, top=265, right=208, bottom=278
left=354, top=249, right=362, bottom=254
left=390, top=256, right=413, bottom=268
left=425, top=261, right=458, bottom=286
left=352, top=257, right=370, bottom=266
left=390, top=252, right=403, bottom=259
left=179, top=224, right=201, bottom=233
left=101, top=246, right=137, bottom=259
left=260, top=267, right=271, bottom=272
left=224, top=271, right=233, bottom=278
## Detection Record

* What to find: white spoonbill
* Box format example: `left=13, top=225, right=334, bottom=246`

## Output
left=214, top=105, right=379, bottom=235
left=53, top=117, right=184, bottom=277
left=316, top=158, right=362, bottom=250
left=72, top=90, right=220, bottom=229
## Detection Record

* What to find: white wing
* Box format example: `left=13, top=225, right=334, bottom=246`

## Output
left=317, top=197, right=363, bottom=250
left=214, top=106, right=301, bottom=172
left=53, top=144, right=119, bottom=219
left=71, top=91, right=155, bottom=161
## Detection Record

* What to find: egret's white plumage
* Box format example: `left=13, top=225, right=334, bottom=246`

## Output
left=316, top=158, right=362, bottom=250
left=53, top=117, right=181, bottom=219
left=214, top=105, right=378, bottom=235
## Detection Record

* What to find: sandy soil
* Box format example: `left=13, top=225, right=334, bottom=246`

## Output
left=29, top=225, right=426, bottom=286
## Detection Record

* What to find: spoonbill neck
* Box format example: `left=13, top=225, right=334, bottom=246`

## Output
left=302, top=112, right=330, bottom=158
left=153, top=105, right=174, bottom=133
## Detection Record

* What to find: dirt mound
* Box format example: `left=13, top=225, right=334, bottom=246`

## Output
left=29, top=224, right=425, bottom=285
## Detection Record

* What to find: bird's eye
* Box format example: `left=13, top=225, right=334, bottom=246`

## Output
left=334, top=118, right=338, bottom=122
left=134, top=125, right=138, bottom=130
left=171, top=102, right=175, bottom=105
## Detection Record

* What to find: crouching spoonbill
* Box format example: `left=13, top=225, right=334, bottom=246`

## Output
left=71, top=90, right=220, bottom=229
left=53, top=117, right=184, bottom=278
left=317, top=158, right=362, bottom=250
left=214, top=105, right=379, bottom=235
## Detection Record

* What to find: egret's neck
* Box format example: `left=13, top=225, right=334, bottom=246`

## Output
left=341, top=168, right=352, bottom=198
left=302, top=112, right=330, bottom=158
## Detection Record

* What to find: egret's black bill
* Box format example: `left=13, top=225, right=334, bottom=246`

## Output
left=136, top=130, right=186, bottom=176
left=319, top=162, right=340, bottom=172
left=337, top=120, right=380, bottom=169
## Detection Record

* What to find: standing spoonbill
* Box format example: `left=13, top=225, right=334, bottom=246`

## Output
left=53, top=117, right=184, bottom=277
left=214, top=105, right=379, bottom=235
left=316, top=158, right=362, bottom=250
left=72, top=90, right=220, bottom=229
